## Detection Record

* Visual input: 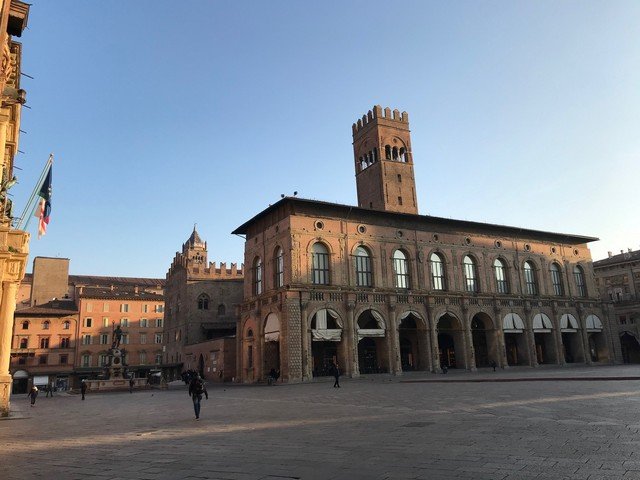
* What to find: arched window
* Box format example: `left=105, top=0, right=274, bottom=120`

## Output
left=217, top=304, right=226, bottom=316
left=274, top=247, right=284, bottom=288
left=311, top=243, right=330, bottom=285
left=197, top=294, right=209, bottom=310
left=430, top=253, right=446, bottom=291
left=385, top=145, right=391, bottom=160
left=21, top=321, right=28, bottom=330
left=393, top=250, right=410, bottom=289
left=523, top=261, right=537, bottom=295
left=42, top=320, right=50, bottom=330
left=493, top=258, right=509, bottom=294
left=550, top=263, right=564, bottom=296
left=463, top=255, right=479, bottom=292
left=574, top=265, right=586, bottom=297
left=63, top=320, right=70, bottom=330
left=354, top=246, right=373, bottom=287
left=253, top=257, right=263, bottom=295
left=19, top=338, right=27, bottom=348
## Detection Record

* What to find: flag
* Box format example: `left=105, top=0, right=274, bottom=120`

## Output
left=36, top=166, right=52, bottom=237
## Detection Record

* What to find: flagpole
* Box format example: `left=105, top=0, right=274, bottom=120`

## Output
left=16, top=154, right=52, bottom=230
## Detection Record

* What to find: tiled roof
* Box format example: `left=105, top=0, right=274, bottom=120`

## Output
left=21, top=273, right=165, bottom=288
left=79, top=286, right=164, bottom=301
left=15, top=299, right=78, bottom=316
left=232, top=197, right=598, bottom=244
left=594, top=250, right=640, bottom=268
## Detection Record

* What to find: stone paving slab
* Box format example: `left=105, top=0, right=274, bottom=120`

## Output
left=2, top=365, right=640, bottom=479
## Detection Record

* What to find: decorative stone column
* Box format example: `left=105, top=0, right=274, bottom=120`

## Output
left=426, top=302, right=439, bottom=372
left=524, top=303, right=538, bottom=367
left=388, top=303, right=401, bottom=375
left=462, top=303, right=475, bottom=371
left=493, top=304, right=508, bottom=368
left=552, top=301, right=565, bottom=366
left=346, top=300, right=358, bottom=377
left=300, top=300, right=313, bottom=381
left=0, top=227, right=29, bottom=416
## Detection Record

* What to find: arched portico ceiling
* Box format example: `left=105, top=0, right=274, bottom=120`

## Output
left=357, top=309, right=386, bottom=340
left=311, top=308, right=342, bottom=342
left=585, top=314, right=603, bottom=332
left=399, top=310, right=425, bottom=328
left=503, top=313, right=525, bottom=333
left=533, top=313, right=553, bottom=332
left=264, top=313, right=280, bottom=342
left=12, top=370, right=28, bottom=379
left=560, top=314, right=579, bottom=332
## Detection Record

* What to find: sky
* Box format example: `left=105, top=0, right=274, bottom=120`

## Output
left=13, top=1, right=640, bottom=278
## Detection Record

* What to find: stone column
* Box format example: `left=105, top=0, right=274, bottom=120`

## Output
left=340, top=299, right=358, bottom=377
left=524, top=305, right=538, bottom=367
left=388, top=304, right=401, bottom=375
left=426, top=303, right=439, bottom=372
left=462, top=304, right=475, bottom=371
left=300, top=301, right=313, bottom=381
left=552, top=302, right=565, bottom=366
left=493, top=304, right=508, bottom=368
left=346, top=301, right=358, bottom=377
left=577, top=307, right=591, bottom=365
left=0, top=281, right=16, bottom=416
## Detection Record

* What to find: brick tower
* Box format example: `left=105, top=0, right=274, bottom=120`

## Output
left=352, top=105, right=418, bottom=214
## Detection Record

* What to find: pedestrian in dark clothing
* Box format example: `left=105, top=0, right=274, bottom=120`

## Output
left=27, top=386, right=38, bottom=407
left=45, top=385, right=51, bottom=398
left=129, top=377, right=135, bottom=393
left=441, top=363, right=448, bottom=374
left=333, top=363, right=341, bottom=388
left=80, top=380, right=87, bottom=400
left=490, top=360, right=497, bottom=372
left=188, top=374, right=208, bottom=420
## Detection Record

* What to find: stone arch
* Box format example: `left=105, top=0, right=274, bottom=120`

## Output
left=436, top=311, right=467, bottom=369
left=559, top=313, right=584, bottom=363
left=356, top=309, right=389, bottom=374
left=241, top=316, right=258, bottom=383
left=398, top=310, right=428, bottom=372
left=263, top=313, right=280, bottom=378
left=470, top=311, right=497, bottom=368
left=584, top=313, right=607, bottom=362
left=502, top=313, right=528, bottom=366
left=621, top=331, right=640, bottom=364
left=532, top=312, right=557, bottom=364
left=310, top=308, right=343, bottom=377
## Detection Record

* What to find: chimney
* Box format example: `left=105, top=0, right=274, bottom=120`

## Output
left=134, top=286, right=139, bottom=294
left=608, top=251, right=612, bottom=258
left=110, top=285, right=114, bottom=291
left=629, top=248, right=633, bottom=253
left=79, top=286, right=84, bottom=294
left=620, top=250, right=624, bottom=254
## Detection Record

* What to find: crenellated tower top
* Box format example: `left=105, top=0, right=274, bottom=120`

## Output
left=352, top=105, right=418, bottom=214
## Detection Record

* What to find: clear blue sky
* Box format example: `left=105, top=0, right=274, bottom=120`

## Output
left=14, top=1, right=640, bottom=277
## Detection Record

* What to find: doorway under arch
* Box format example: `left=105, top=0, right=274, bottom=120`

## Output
left=398, top=312, right=428, bottom=372
left=437, top=313, right=465, bottom=369
left=471, top=313, right=496, bottom=368
left=357, top=309, right=388, bottom=374
left=621, top=332, right=640, bottom=364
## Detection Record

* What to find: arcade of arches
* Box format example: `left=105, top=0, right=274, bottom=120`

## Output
left=239, top=308, right=614, bottom=382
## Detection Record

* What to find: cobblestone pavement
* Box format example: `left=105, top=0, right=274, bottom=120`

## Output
left=4, top=365, right=640, bottom=480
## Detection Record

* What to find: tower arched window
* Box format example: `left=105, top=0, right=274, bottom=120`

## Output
left=385, top=145, right=391, bottom=160
left=311, top=243, right=330, bottom=285
left=354, top=246, right=373, bottom=287
left=463, top=255, right=479, bottom=293
left=399, top=147, right=406, bottom=162
left=392, top=146, right=399, bottom=161
left=253, top=257, right=263, bottom=295
left=493, top=258, right=509, bottom=294
left=574, top=265, right=587, bottom=297
left=393, top=250, right=410, bottom=289
left=550, top=263, right=564, bottom=296
left=523, top=261, right=537, bottom=295
left=274, top=247, right=284, bottom=288
left=197, top=294, right=209, bottom=310
left=430, top=253, right=446, bottom=291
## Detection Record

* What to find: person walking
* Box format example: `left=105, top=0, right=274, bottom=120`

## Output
left=80, top=380, right=87, bottom=400
left=333, top=362, right=341, bottom=388
left=129, top=377, right=135, bottom=393
left=27, top=386, right=38, bottom=407
left=188, top=374, right=208, bottom=420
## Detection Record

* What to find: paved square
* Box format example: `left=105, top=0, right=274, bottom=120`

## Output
left=3, top=366, right=640, bottom=480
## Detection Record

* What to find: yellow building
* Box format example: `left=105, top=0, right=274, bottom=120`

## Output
left=0, top=0, right=29, bottom=416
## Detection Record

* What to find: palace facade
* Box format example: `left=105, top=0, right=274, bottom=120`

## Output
left=233, top=106, right=619, bottom=383
left=594, top=249, right=640, bottom=363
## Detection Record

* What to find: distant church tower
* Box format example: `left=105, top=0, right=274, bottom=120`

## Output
left=182, top=225, right=207, bottom=265
left=352, top=105, right=418, bottom=214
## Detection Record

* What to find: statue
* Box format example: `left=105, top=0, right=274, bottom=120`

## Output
left=112, top=325, right=123, bottom=349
